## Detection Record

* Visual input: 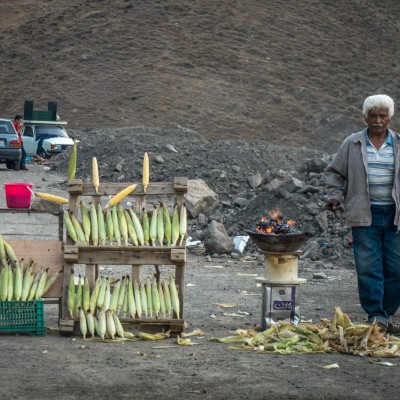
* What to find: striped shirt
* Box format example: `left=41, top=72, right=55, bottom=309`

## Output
left=366, top=131, right=395, bottom=205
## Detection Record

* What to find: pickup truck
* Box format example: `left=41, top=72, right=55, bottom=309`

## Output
left=21, top=120, right=74, bottom=159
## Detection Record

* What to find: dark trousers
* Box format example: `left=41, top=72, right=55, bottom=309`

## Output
left=20, top=142, right=27, bottom=168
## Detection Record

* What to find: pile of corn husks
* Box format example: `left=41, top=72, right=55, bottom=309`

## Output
left=210, top=307, right=400, bottom=358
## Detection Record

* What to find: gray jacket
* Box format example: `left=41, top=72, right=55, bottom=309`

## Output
left=324, top=129, right=400, bottom=228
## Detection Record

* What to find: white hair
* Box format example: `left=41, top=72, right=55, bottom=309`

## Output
left=362, top=94, right=395, bottom=119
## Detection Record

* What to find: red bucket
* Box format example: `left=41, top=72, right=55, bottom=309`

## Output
left=4, top=183, right=34, bottom=208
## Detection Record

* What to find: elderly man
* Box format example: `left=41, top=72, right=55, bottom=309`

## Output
left=325, top=94, right=400, bottom=334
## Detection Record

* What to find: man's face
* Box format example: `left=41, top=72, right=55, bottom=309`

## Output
left=365, top=107, right=391, bottom=136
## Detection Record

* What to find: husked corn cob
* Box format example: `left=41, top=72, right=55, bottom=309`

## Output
left=109, top=279, right=121, bottom=313
left=113, top=313, right=124, bottom=338
left=134, top=280, right=142, bottom=319
left=68, top=138, right=77, bottom=180
left=162, top=278, right=172, bottom=319
left=27, top=268, right=43, bottom=301
left=0, top=234, right=7, bottom=267
left=13, top=263, right=23, bottom=301
left=179, top=204, right=187, bottom=246
left=169, top=272, right=180, bottom=319
left=34, top=267, right=49, bottom=300
left=93, top=314, right=100, bottom=337
left=86, top=310, right=95, bottom=338
left=80, top=201, right=91, bottom=245
left=21, top=261, right=34, bottom=301
left=163, top=202, right=172, bottom=247
left=171, top=205, right=180, bottom=246
left=106, top=310, right=116, bottom=339
left=97, top=204, right=107, bottom=246
left=158, top=282, right=166, bottom=319
left=67, top=269, right=75, bottom=319
left=83, top=277, right=90, bottom=313
left=97, top=276, right=107, bottom=310
left=117, top=204, right=129, bottom=246
left=105, top=184, right=137, bottom=209
left=71, top=214, right=87, bottom=245
left=98, top=309, right=107, bottom=339
left=64, top=210, right=78, bottom=243
left=127, top=276, right=136, bottom=318
left=0, top=266, right=8, bottom=301
left=90, top=203, right=99, bottom=246
left=117, top=276, right=127, bottom=314
left=152, top=278, right=160, bottom=318
left=122, top=283, right=129, bottom=317
left=125, top=210, right=138, bottom=246
left=142, top=209, right=150, bottom=246
left=35, top=192, right=69, bottom=204
left=89, top=276, right=101, bottom=313
left=3, top=241, right=18, bottom=267
left=146, top=277, right=153, bottom=318
left=142, top=152, right=149, bottom=193
left=7, top=265, right=13, bottom=301
left=112, top=206, right=121, bottom=246
left=43, top=269, right=61, bottom=296
left=157, top=205, right=164, bottom=246
left=79, top=307, right=87, bottom=339
left=140, top=282, right=148, bottom=318
left=150, top=205, right=158, bottom=246
left=105, top=208, right=114, bottom=245
left=92, top=157, right=100, bottom=194
left=74, top=275, right=83, bottom=319
left=104, top=278, right=111, bottom=311
left=128, top=208, right=144, bottom=246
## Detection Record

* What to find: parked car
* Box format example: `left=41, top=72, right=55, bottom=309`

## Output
left=21, top=122, right=74, bottom=159
left=0, top=118, right=22, bottom=171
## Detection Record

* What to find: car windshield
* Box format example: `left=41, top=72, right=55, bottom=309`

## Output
left=0, top=120, right=16, bottom=135
left=35, top=125, right=69, bottom=138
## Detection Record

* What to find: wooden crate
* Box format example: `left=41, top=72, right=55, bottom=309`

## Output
left=61, top=177, right=188, bottom=335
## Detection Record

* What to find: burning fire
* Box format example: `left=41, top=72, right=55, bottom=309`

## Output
left=255, top=209, right=297, bottom=235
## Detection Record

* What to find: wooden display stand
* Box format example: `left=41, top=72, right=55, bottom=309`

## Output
left=60, top=177, right=188, bottom=336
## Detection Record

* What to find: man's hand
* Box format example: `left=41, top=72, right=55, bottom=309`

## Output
left=326, top=199, right=341, bottom=211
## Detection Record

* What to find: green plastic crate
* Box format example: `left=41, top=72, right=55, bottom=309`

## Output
left=0, top=300, right=46, bottom=336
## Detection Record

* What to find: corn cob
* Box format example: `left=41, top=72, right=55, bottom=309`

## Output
left=3, top=241, right=18, bottom=267
left=142, top=209, right=150, bottom=246
left=117, top=276, right=127, bottom=314
left=162, top=278, right=172, bottom=319
left=125, top=210, right=138, bottom=246
left=105, top=208, right=114, bottom=245
left=6, top=265, right=13, bottom=301
left=122, top=283, right=129, bottom=317
left=95, top=204, right=105, bottom=246
left=64, top=210, right=78, bottom=243
left=150, top=205, right=158, bottom=246
left=105, top=184, right=137, bottom=209
left=82, top=276, right=90, bottom=313
left=163, top=203, right=172, bottom=247
left=124, top=331, right=135, bottom=339
left=79, top=307, right=87, bottom=339
left=71, top=214, right=87, bottom=245
left=127, top=276, right=136, bottom=318
left=171, top=205, right=180, bottom=246
left=179, top=203, right=187, bottom=246
left=106, top=310, right=116, bottom=339
left=0, top=234, right=7, bottom=267
left=104, top=277, right=111, bottom=311
left=13, top=263, right=23, bottom=301
left=152, top=278, right=160, bottom=318
left=138, top=331, right=170, bottom=341
left=134, top=280, right=142, bottom=319
left=157, top=205, right=164, bottom=246
left=142, top=152, right=149, bottom=193
left=74, top=275, right=83, bottom=319
left=169, top=272, right=180, bottom=319
left=43, top=269, right=61, bottom=296
left=89, top=276, right=101, bottom=313
left=35, top=192, right=69, bottom=204
left=90, top=203, right=99, bottom=246
left=111, top=205, right=121, bottom=246
left=98, top=309, right=107, bottom=339
left=86, top=310, right=95, bottom=338
left=140, top=282, right=148, bottom=318
left=128, top=208, right=145, bottom=246
left=158, top=282, right=166, bottom=319
left=68, top=138, right=77, bottom=180
left=117, top=204, right=129, bottom=246
left=109, top=279, right=121, bottom=313
left=145, top=277, right=153, bottom=318
left=34, top=267, right=48, bottom=300
left=27, top=268, right=43, bottom=301
left=93, top=314, right=100, bottom=337
left=0, top=266, right=8, bottom=301
left=113, top=313, right=124, bottom=338
left=96, top=276, right=107, bottom=310
left=67, top=269, right=75, bottom=318
left=92, top=157, right=100, bottom=194
left=21, top=261, right=34, bottom=301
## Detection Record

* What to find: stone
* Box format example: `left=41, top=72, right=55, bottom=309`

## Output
left=186, top=179, right=219, bottom=218
left=204, top=220, right=234, bottom=255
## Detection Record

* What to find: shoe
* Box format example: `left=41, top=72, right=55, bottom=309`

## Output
left=21, top=166, right=29, bottom=170
left=387, top=322, right=400, bottom=335
left=376, top=322, right=387, bottom=333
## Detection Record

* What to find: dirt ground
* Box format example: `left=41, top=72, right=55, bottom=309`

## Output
left=0, top=164, right=398, bottom=400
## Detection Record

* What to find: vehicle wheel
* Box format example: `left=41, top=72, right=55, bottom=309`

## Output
left=6, top=161, right=13, bottom=169
left=36, top=147, right=51, bottom=159
left=13, top=161, right=21, bottom=171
